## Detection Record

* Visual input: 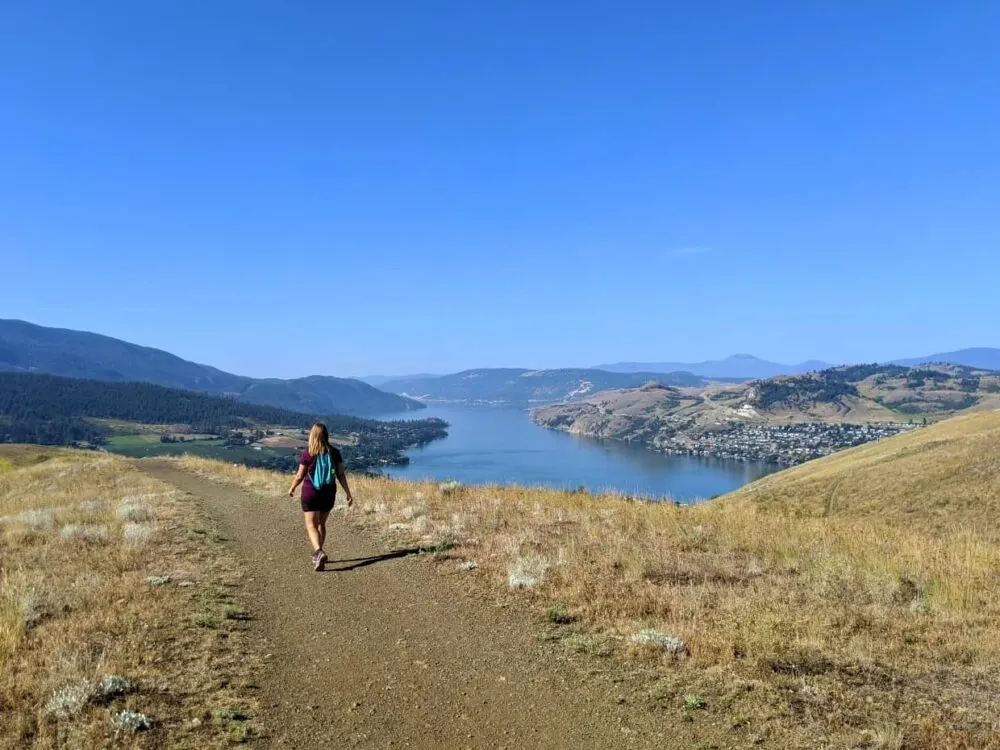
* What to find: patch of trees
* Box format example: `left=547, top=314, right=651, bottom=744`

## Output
left=0, top=372, right=342, bottom=431
left=547, top=414, right=578, bottom=429
left=906, top=369, right=953, bottom=389
left=159, top=434, right=214, bottom=443
left=238, top=452, right=386, bottom=477
left=0, top=373, right=450, bottom=471
left=959, top=377, right=981, bottom=393
left=835, top=364, right=908, bottom=382
left=892, top=394, right=979, bottom=414
left=0, top=415, right=108, bottom=446
left=236, top=454, right=299, bottom=473
left=753, top=375, right=860, bottom=409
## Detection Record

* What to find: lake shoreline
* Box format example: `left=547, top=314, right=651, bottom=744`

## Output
left=378, top=405, right=777, bottom=502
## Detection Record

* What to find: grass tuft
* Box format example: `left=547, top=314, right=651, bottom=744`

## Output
left=116, top=500, right=155, bottom=522
left=0, top=507, right=56, bottom=529
left=96, top=674, right=136, bottom=701
left=44, top=679, right=95, bottom=718
left=684, top=694, right=707, bottom=710
left=122, top=522, right=156, bottom=544
left=546, top=603, right=574, bottom=624
left=630, top=629, right=686, bottom=654
left=430, top=529, right=457, bottom=554
left=60, top=523, right=110, bottom=543
left=223, top=605, right=250, bottom=621
left=507, top=553, right=549, bottom=589
left=112, top=709, right=152, bottom=732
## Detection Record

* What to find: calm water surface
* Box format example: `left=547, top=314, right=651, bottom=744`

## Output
left=381, top=405, right=776, bottom=502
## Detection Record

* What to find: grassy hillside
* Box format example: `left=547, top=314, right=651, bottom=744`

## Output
left=0, top=447, right=263, bottom=747
left=0, top=318, right=421, bottom=416
left=727, top=406, right=1000, bottom=527
left=178, top=411, right=1000, bottom=748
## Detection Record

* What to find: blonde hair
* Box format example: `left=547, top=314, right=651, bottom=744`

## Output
left=307, top=423, right=331, bottom=457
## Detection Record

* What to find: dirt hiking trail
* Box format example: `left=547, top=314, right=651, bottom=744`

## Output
left=139, top=461, right=673, bottom=749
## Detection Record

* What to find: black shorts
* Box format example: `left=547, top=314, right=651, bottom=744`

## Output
left=301, top=490, right=335, bottom=514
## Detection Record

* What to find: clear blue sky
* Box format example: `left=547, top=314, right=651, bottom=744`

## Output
left=2, top=1, right=998, bottom=378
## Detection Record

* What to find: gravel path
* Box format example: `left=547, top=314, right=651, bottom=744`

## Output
left=138, top=461, right=671, bottom=749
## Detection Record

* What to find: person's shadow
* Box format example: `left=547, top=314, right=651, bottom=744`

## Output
left=323, top=547, right=423, bottom=572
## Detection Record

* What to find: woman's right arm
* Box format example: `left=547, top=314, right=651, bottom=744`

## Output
left=287, top=464, right=306, bottom=497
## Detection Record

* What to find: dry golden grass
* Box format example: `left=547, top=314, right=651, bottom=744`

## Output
left=0, top=447, right=262, bottom=748
left=728, top=407, right=1000, bottom=526
left=178, top=409, right=1000, bottom=748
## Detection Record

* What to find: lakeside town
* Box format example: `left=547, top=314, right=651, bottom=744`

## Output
left=652, top=421, right=922, bottom=466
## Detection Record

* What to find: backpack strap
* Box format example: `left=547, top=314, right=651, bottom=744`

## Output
left=312, top=454, right=321, bottom=487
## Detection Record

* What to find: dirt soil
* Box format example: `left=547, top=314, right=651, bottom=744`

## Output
left=137, top=461, right=676, bottom=749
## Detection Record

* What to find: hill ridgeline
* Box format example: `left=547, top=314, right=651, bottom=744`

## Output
left=0, top=319, right=421, bottom=416
left=532, top=363, right=1000, bottom=465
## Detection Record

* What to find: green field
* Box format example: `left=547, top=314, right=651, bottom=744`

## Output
left=95, top=417, right=305, bottom=467
left=106, top=434, right=220, bottom=449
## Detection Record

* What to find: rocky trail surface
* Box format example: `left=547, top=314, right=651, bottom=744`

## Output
left=137, top=461, right=673, bottom=749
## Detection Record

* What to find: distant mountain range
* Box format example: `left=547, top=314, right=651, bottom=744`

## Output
left=378, top=350, right=1000, bottom=406
left=379, top=369, right=712, bottom=406
left=594, top=354, right=834, bottom=379
left=596, top=349, right=1000, bottom=379
left=358, top=373, right=441, bottom=387
left=0, top=319, right=422, bottom=416
left=4, top=318, right=997, bottom=414
left=890, top=348, right=1000, bottom=371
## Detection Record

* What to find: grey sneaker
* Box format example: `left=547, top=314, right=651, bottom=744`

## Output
left=314, top=550, right=327, bottom=572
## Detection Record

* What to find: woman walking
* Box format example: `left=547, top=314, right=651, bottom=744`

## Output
left=287, top=422, right=354, bottom=570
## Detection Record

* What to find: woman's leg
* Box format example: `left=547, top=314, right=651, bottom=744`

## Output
left=303, top=512, right=322, bottom=552
left=315, top=511, right=330, bottom=551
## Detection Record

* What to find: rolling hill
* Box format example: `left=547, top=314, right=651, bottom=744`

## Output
left=379, top=368, right=710, bottom=405
left=0, top=319, right=421, bottom=416
left=532, top=363, right=1000, bottom=465
left=725, top=405, right=1000, bottom=527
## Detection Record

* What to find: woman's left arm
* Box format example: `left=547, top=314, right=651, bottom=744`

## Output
left=287, top=464, right=306, bottom=497
left=335, top=460, right=354, bottom=507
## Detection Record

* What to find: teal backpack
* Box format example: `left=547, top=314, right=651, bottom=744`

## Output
left=312, top=452, right=334, bottom=489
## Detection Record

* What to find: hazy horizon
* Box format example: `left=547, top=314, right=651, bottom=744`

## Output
left=6, top=316, right=997, bottom=382
left=3, top=2, right=998, bottom=377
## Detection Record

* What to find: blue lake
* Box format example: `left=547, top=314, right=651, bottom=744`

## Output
left=380, top=405, right=776, bottom=502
